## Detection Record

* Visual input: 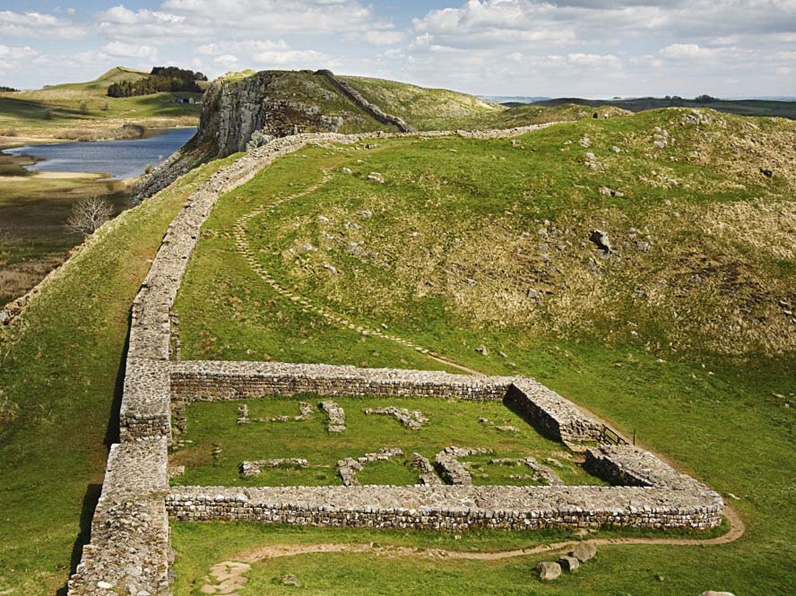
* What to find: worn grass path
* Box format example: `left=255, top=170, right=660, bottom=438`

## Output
left=197, top=506, right=744, bottom=595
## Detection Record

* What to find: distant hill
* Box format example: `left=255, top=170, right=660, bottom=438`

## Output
left=478, top=95, right=552, bottom=103
left=525, top=96, right=796, bottom=119
left=29, top=67, right=150, bottom=100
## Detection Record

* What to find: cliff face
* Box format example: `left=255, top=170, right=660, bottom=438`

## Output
left=133, top=70, right=394, bottom=202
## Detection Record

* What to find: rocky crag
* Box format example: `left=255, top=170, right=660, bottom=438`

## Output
left=133, top=70, right=410, bottom=203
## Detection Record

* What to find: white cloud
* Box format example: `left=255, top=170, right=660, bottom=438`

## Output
left=97, top=4, right=204, bottom=41
left=103, top=41, right=159, bottom=61
left=162, top=0, right=392, bottom=33
left=0, top=10, right=86, bottom=38
left=213, top=54, right=239, bottom=68
left=566, top=53, right=621, bottom=68
left=659, top=43, right=718, bottom=59
left=357, top=30, right=407, bottom=46
left=195, top=39, right=334, bottom=70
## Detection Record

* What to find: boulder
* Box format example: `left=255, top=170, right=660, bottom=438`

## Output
left=282, top=574, right=302, bottom=587
left=367, top=172, right=385, bottom=183
left=537, top=561, right=562, bottom=580
left=589, top=229, right=612, bottom=253
left=558, top=555, right=580, bottom=572
left=570, top=542, right=597, bottom=562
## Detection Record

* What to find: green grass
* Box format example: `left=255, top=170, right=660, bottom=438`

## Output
left=171, top=109, right=796, bottom=595
left=172, top=395, right=599, bottom=488
left=0, top=153, right=242, bottom=595
left=170, top=521, right=733, bottom=596
left=533, top=96, right=796, bottom=120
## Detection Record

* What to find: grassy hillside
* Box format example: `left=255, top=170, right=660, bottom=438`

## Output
left=0, top=153, right=242, bottom=595
left=529, top=96, right=796, bottom=120
left=1, top=92, right=794, bottom=594
left=0, top=67, right=200, bottom=142
left=171, top=108, right=795, bottom=595
left=24, top=67, right=150, bottom=100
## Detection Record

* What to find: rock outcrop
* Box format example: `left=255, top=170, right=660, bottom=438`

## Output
left=133, top=70, right=408, bottom=203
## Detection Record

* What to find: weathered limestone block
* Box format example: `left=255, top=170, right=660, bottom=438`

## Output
left=363, top=406, right=428, bottom=429
left=559, top=555, right=580, bottom=572
left=410, top=452, right=442, bottom=486
left=570, top=542, right=597, bottom=563
left=319, top=400, right=345, bottom=433
left=537, top=561, right=562, bottom=580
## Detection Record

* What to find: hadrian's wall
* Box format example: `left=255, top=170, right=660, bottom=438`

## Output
left=169, top=361, right=606, bottom=445
left=170, top=361, right=513, bottom=402
left=68, top=119, right=724, bottom=596
left=315, top=70, right=416, bottom=133
left=168, top=445, right=723, bottom=532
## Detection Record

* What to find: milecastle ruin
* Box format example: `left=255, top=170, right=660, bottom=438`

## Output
left=66, top=124, right=724, bottom=595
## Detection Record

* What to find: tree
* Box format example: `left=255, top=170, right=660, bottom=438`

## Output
left=66, top=196, right=114, bottom=236
left=80, top=101, right=89, bottom=115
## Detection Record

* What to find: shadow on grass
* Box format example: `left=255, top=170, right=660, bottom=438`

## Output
left=58, top=312, right=132, bottom=594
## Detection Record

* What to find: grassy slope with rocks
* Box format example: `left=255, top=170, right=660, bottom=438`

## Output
left=0, top=153, right=242, bottom=595
left=172, top=107, right=795, bottom=595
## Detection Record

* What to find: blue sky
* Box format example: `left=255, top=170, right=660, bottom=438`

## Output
left=1, top=1, right=795, bottom=97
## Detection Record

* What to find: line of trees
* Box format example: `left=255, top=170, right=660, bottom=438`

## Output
left=0, top=85, right=18, bottom=92
left=107, top=67, right=207, bottom=98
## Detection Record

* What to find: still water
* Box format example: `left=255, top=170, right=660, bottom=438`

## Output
left=3, top=127, right=196, bottom=179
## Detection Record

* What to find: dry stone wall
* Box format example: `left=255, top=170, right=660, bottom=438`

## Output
left=316, top=70, right=416, bottom=133
left=506, top=380, right=605, bottom=443
left=171, top=360, right=514, bottom=403
left=167, top=479, right=723, bottom=532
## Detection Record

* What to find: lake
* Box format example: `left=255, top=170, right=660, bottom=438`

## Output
left=2, top=127, right=197, bottom=179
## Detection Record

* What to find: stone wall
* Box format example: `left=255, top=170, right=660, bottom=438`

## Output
left=170, top=361, right=608, bottom=446
left=67, top=440, right=170, bottom=595
left=505, top=380, right=605, bottom=443
left=316, top=70, right=416, bottom=133
left=167, top=444, right=723, bottom=533
left=171, top=360, right=514, bottom=402
left=167, top=481, right=723, bottom=532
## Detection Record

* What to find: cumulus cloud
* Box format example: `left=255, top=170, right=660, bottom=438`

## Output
left=659, top=43, right=718, bottom=59
left=196, top=39, right=333, bottom=70
left=357, top=30, right=407, bottom=46
left=161, top=0, right=393, bottom=33
left=103, top=41, right=159, bottom=61
left=97, top=4, right=205, bottom=40
left=0, top=9, right=87, bottom=38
